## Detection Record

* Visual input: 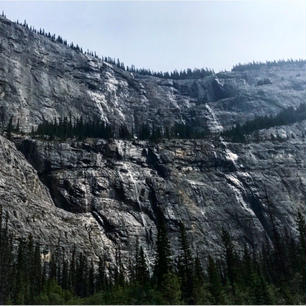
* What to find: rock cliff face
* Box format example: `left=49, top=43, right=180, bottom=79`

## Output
left=10, top=121, right=306, bottom=265
left=0, top=15, right=305, bottom=266
left=0, top=135, right=110, bottom=261
left=1, top=15, right=306, bottom=134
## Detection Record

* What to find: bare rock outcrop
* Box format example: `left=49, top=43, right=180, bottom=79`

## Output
left=0, top=15, right=305, bottom=134
left=0, top=15, right=305, bottom=266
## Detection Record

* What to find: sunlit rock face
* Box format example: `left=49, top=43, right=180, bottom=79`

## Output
left=0, top=135, right=114, bottom=263
left=1, top=16, right=306, bottom=134
left=13, top=122, right=306, bottom=265
left=0, top=15, right=305, bottom=266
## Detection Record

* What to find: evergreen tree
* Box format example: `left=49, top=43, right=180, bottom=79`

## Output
left=153, top=215, right=172, bottom=287
left=135, top=246, right=149, bottom=284
left=0, top=203, right=305, bottom=304
left=75, top=252, right=89, bottom=297
left=88, top=260, right=95, bottom=296
left=207, top=255, right=223, bottom=304
left=221, top=228, right=239, bottom=295
left=114, top=246, right=125, bottom=288
left=296, top=211, right=306, bottom=287
left=192, top=254, right=212, bottom=304
left=61, top=257, right=69, bottom=291
left=177, top=222, right=194, bottom=304
left=160, top=272, right=182, bottom=304
left=96, top=255, right=108, bottom=292
left=296, top=211, right=306, bottom=255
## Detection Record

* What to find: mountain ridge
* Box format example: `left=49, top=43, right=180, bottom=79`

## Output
left=0, top=14, right=305, bottom=268
left=1, top=15, right=306, bottom=135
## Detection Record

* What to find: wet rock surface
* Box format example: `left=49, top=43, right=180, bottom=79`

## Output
left=12, top=124, right=306, bottom=264
left=0, top=16, right=306, bottom=134
left=0, top=15, right=305, bottom=266
left=0, top=135, right=118, bottom=265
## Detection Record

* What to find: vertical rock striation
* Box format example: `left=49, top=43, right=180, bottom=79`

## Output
left=0, top=15, right=305, bottom=266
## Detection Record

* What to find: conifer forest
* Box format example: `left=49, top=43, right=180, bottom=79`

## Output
left=0, top=206, right=305, bottom=305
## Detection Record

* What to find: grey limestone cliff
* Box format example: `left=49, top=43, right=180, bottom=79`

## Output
left=10, top=121, right=306, bottom=265
left=0, top=15, right=305, bottom=266
left=0, top=15, right=306, bottom=134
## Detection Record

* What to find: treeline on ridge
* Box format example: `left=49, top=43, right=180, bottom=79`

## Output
left=232, top=59, right=306, bottom=72
left=0, top=12, right=213, bottom=80
left=1, top=13, right=305, bottom=79
left=126, top=66, right=214, bottom=80
left=0, top=205, right=305, bottom=304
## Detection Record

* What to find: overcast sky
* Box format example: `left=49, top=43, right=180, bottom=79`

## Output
left=1, top=0, right=305, bottom=72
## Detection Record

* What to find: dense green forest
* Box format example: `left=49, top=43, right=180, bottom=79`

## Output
left=0, top=205, right=305, bottom=305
